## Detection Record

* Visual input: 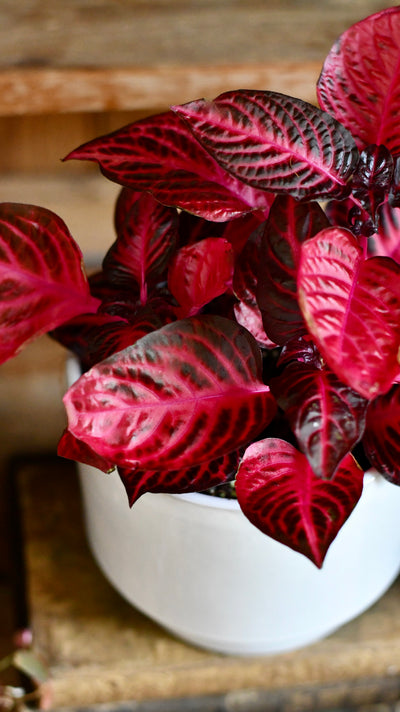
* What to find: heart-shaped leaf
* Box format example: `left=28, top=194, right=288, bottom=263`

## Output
left=63, top=315, right=277, bottom=470
left=174, top=90, right=358, bottom=200
left=65, top=111, right=271, bottom=221
left=298, top=227, right=400, bottom=398
left=104, top=189, right=178, bottom=302
left=0, top=203, right=99, bottom=364
left=235, top=438, right=364, bottom=567
left=363, top=385, right=400, bottom=484
left=318, top=6, right=400, bottom=154
left=257, top=196, right=330, bottom=345
left=271, top=362, right=368, bottom=479
left=118, top=449, right=240, bottom=505
left=168, top=237, right=234, bottom=318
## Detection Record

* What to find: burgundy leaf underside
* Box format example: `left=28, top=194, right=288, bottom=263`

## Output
left=235, top=438, right=364, bottom=567
left=58, top=429, right=115, bottom=473
left=64, top=111, right=272, bottom=221
left=257, top=195, right=330, bottom=345
left=271, top=362, right=368, bottom=479
left=363, top=385, right=400, bottom=484
left=63, top=315, right=277, bottom=471
left=173, top=90, right=358, bottom=201
left=317, top=6, right=400, bottom=154
left=298, top=227, right=400, bottom=398
left=118, top=449, right=241, bottom=505
left=0, top=203, right=99, bottom=364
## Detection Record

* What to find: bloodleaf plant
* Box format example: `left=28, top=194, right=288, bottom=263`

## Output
left=1, top=6, right=400, bottom=568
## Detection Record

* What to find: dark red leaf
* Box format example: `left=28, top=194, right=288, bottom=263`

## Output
left=235, top=438, right=364, bottom=567
left=298, top=227, right=400, bottom=398
left=63, top=315, right=277, bottom=470
left=363, top=385, right=400, bottom=484
left=118, top=449, right=240, bottom=505
left=232, top=235, right=275, bottom=348
left=64, top=111, right=271, bottom=221
left=318, top=7, right=400, bottom=154
left=58, top=428, right=115, bottom=473
left=104, top=189, right=178, bottom=303
left=257, top=196, right=330, bottom=345
left=174, top=90, right=358, bottom=200
left=168, top=237, right=234, bottom=318
left=271, top=362, right=368, bottom=479
left=0, top=203, right=99, bottom=364
left=374, top=203, right=400, bottom=263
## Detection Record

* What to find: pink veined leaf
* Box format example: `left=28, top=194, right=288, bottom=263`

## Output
left=63, top=314, right=277, bottom=470
left=257, top=196, right=330, bottom=345
left=222, top=212, right=266, bottom=255
left=270, top=362, right=368, bottom=479
left=118, top=449, right=241, bottom=505
left=235, top=438, right=364, bottom=568
left=363, top=385, right=400, bottom=484
left=64, top=110, right=272, bottom=222
left=317, top=6, right=400, bottom=154
left=298, top=227, right=400, bottom=399
left=0, top=203, right=99, bottom=364
left=173, top=89, right=358, bottom=201
left=104, top=189, right=179, bottom=302
left=58, top=429, right=115, bottom=473
left=232, top=235, right=276, bottom=349
left=168, top=237, right=234, bottom=318
left=373, top=202, right=400, bottom=263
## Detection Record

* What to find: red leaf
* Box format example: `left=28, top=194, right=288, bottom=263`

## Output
left=318, top=7, right=400, bottom=154
left=0, top=203, right=99, bottom=364
left=298, top=227, right=400, bottom=398
left=168, top=237, right=234, bottom=318
left=104, top=189, right=178, bottom=302
left=118, top=450, right=240, bottom=505
left=232, top=235, right=276, bottom=348
left=271, top=362, right=368, bottom=479
left=235, top=439, right=364, bottom=568
left=363, top=385, right=400, bottom=484
left=58, top=428, right=115, bottom=473
left=374, top=203, right=400, bottom=263
left=63, top=315, right=277, bottom=470
left=258, top=196, right=330, bottom=345
left=65, top=111, right=271, bottom=221
left=174, top=90, right=358, bottom=200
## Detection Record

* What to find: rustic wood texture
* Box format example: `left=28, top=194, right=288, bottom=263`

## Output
left=0, top=0, right=395, bottom=116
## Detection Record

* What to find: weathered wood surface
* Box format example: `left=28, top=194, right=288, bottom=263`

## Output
left=0, top=0, right=395, bottom=115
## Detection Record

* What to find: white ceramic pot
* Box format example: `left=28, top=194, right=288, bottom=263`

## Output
left=68, top=360, right=400, bottom=655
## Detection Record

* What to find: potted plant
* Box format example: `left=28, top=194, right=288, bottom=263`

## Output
left=1, top=5, right=400, bottom=654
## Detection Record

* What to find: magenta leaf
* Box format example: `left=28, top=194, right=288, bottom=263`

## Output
left=271, top=362, right=368, bottom=479
left=298, top=227, right=400, bottom=398
left=0, top=203, right=99, bottom=364
left=174, top=90, right=358, bottom=200
left=374, top=203, right=400, bottom=263
left=363, top=385, right=400, bottom=484
left=318, top=7, right=400, bottom=154
left=257, top=196, right=330, bottom=345
left=168, top=237, right=234, bottom=318
left=65, top=111, right=271, bottom=221
left=232, top=235, right=275, bottom=348
left=118, top=449, right=240, bottom=505
left=63, top=315, right=277, bottom=470
left=235, top=439, right=364, bottom=567
left=104, top=189, right=178, bottom=302
left=58, top=428, right=115, bottom=473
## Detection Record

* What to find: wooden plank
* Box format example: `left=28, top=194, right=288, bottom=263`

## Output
left=0, top=62, right=320, bottom=116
